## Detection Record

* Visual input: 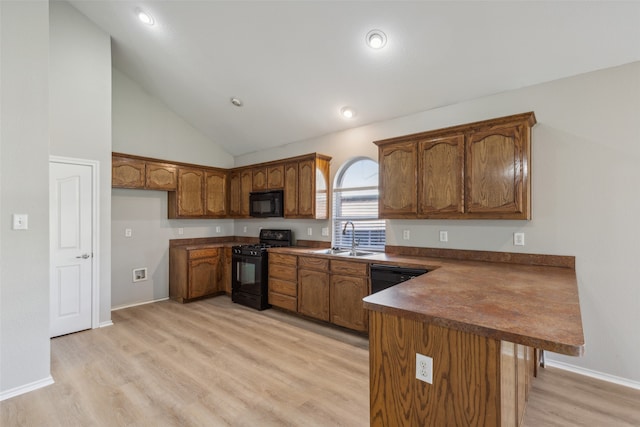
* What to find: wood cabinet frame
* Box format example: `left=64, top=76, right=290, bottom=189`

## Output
left=375, top=112, right=536, bottom=220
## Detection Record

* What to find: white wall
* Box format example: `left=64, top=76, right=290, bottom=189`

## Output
left=111, top=70, right=234, bottom=309
left=49, top=0, right=112, bottom=326
left=0, top=0, right=52, bottom=396
left=236, top=62, right=640, bottom=385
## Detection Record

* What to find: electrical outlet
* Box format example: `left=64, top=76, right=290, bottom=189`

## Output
left=125, top=228, right=132, bottom=237
left=514, top=232, right=525, bottom=246
left=439, top=230, right=448, bottom=242
left=215, top=226, right=221, bottom=233
left=243, top=226, right=248, bottom=233
left=178, top=228, right=184, bottom=235
left=403, top=229, right=410, bottom=240
left=307, top=227, right=313, bottom=236
left=416, top=353, right=433, bottom=384
left=321, top=227, right=329, bottom=237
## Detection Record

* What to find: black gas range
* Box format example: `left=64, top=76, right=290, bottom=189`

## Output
left=231, top=229, right=292, bottom=310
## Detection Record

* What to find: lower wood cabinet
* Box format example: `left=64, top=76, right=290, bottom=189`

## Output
left=329, top=260, right=369, bottom=332
left=169, top=246, right=224, bottom=303
left=268, top=253, right=298, bottom=311
left=270, top=253, right=369, bottom=333
left=297, top=256, right=330, bottom=321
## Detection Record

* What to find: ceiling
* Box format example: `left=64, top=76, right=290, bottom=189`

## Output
left=67, top=1, right=640, bottom=157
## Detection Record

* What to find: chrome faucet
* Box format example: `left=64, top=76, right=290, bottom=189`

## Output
left=342, top=221, right=358, bottom=255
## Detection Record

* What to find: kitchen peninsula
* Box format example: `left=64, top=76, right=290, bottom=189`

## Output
left=362, top=247, right=584, bottom=427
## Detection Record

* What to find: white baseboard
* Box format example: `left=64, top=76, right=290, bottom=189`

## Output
left=111, top=297, right=169, bottom=312
left=545, top=359, right=640, bottom=390
left=0, top=376, right=54, bottom=402
left=99, top=320, right=114, bottom=328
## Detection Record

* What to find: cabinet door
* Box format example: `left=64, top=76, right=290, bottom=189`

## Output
left=240, top=169, right=253, bottom=216
left=188, top=256, right=219, bottom=299
left=177, top=168, right=205, bottom=216
left=229, top=170, right=241, bottom=216
left=418, top=135, right=464, bottom=216
left=146, top=162, right=177, bottom=190
left=298, top=269, right=329, bottom=321
left=205, top=169, right=227, bottom=217
left=379, top=142, right=417, bottom=217
left=330, top=275, right=368, bottom=332
left=112, top=156, right=145, bottom=188
left=284, top=162, right=298, bottom=217
left=267, top=164, right=285, bottom=189
left=297, top=159, right=315, bottom=217
left=466, top=124, right=528, bottom=218
left=252, top=167, right=267, bottom=191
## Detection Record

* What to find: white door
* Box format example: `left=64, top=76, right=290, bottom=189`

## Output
left=50, top=162, right=93, bottom=337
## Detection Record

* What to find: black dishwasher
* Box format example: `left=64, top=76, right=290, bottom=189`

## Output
left=370, top=264, right=428, bottom=294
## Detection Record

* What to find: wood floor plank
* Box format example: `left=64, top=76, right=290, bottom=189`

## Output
left=1, top=296, right=638, bottom=426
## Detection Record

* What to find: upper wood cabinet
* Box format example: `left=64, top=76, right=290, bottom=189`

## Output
left=113, top=152, right=330, bottom=220
left=379, top=141, right=417, bottom=216
left=418, top=134, right=464, bottom=216
left=267, top=164, right=284, bottom=189
left=146, top=162, right=177, bottom=190
left=252, top=167, right=267, bottom=191
left=204, top=169, right=228, bottom=217
left=113, top=156, right=145, bottom=188
left=172, top=167, right=205, bottom=217
left=285, top=154, right=330, bottom=219
left=375, top=112, right=536, bottom=220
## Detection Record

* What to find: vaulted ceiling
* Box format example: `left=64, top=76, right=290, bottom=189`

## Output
left=68, top=1, right=640, bottom=156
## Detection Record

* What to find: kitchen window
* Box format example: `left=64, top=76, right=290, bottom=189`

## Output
left=332, top=157, right=385, bottom=251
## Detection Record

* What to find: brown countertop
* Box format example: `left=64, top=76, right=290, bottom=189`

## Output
left=268, top=246, right=585, bottom=357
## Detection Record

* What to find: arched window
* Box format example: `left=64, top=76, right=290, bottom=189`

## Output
left=332, top=157, right=386, bottom=251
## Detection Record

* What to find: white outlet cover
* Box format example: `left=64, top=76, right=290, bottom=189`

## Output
left=416, top=353, right=433, bottom=384
left=125, top=228, right=132, bottom=237
left=12, top=214, right=28, bottom=230
left=514, top=232, right=525, bottom=246
left=307, top=227, right=313, bottom=236
left=403, top=229, right=410, bottom=240
left=439, top=231, right=448, bottom=242
left=321, top=227, right=329, bottom=237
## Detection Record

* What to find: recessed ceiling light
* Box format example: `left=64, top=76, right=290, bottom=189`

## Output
left=136, top=8, right=154, bottom=26
left=230, top=97, right=243, bottom=107
left=340, top=106, right=355, bottom=119
left=366, top=29, right=387, bottom=49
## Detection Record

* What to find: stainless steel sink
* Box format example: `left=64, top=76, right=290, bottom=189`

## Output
left=313, top=248, right=349, bottom=255
left=337, top=250, right=375, bottom=257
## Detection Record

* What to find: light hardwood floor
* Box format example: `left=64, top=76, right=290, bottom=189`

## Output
left=2, top=296, right=639, bottom=426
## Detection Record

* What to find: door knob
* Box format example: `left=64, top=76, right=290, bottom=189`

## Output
left=76, top=253, right=90, bottom=259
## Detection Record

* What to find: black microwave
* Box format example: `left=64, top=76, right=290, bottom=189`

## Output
left=249, top=190, right=284, bottom=217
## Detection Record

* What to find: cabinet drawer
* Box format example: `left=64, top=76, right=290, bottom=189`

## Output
left=269, top=292, right=297, bottom=312
left=298, top=256, right=329, bottom=271
left=269, top=264, right=297, bottom=281
left=188, top=248, right=220, bottom=259
left=331, top=260, right=368, bottom=276
left=269, top=278, right=296, bottom=297
left=269, top=253, right=297, bottom=266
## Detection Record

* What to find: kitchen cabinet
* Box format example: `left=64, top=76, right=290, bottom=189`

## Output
left=112, top=156, right=145, bottom=188
left=267, top=164, right=284, bottom=189
left=268, top=253, right=298, bottom=311
left=297, top=256, right=330, bottom=321
left=252, top=167, right=267, bottom=191
left=145, top=161, right=177, bottom=190
left=113, top=155, right=177, bottom=190
left=418, top=134, right=464, bottom=216
left=172, top=167, right=205, bottom=217
left=330, top=260, right=369, bottom=332
left=204, top=169, right=228, bottom=217
left=169, top=246, right=223, bottom=303
left=378, top=141, right=417, bottom=216
left=112, top=152, right=330, bottom=219
left=375, top=112, right=536, bottom=220
left=229, top=167, right=252, bottom=218
left=284, top=154, right=330, bottom=219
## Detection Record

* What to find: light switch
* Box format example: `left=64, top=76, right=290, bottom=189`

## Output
left=12, top=214, right=28, bottom=230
